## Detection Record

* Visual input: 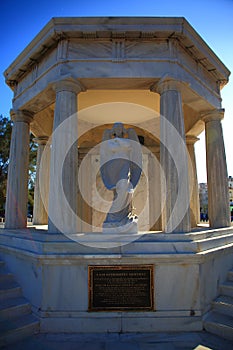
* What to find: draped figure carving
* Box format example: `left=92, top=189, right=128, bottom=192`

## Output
left=100, top=123, right=142, bottom=233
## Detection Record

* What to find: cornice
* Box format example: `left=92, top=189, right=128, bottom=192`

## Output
left=4, top=17, right=230, bottom=88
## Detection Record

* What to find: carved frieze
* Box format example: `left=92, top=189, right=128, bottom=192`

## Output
left=68, top=41, right=112, bottom=59
left=67, top=39, right=169, bottom=62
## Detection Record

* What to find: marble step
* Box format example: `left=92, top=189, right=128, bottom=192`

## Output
left=227, top=270, right=233, bottom=282
left=120, top=233, right=233, bottom=254
left=0, top=297, right=31, bottom=320
left=0, top=269, right=14, bottom=283
left=204, top=311, right=233, bottom=341
left=220, top=281, right=233, bottom=298
left=213, top=295, right=233, bottom=317
left=0, top=313, right=39, bottom=347
left=0, top=280, right=22, bottom=301
left=1, top=228, right=233, bottom=255
left=195, top=233, right=233, bottom=252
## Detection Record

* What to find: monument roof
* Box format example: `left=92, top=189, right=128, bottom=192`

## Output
left=4, top=17, right=230, bottom=86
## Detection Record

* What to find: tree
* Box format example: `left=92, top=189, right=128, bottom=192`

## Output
left=0, top=115, right=12, bottom=216
left=0, top=114, right=37, bottom=217
left=28, top=135, right=38, bottom=215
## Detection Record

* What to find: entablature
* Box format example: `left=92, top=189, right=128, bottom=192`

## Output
left=4, top=17, right=230, bottom=88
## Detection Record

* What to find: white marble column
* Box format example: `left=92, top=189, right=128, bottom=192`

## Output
left=48, top=78, right=83, bottom=234
left=148, top=146, right=162, bottom=231
left=33, top=136, right=50, bottom=225
left=154, top=79, right=191, bottom=233
left=203, top=109, right=230, bottom=228
left=186, top=135, right=200, bottom=227
left=5, top=109, right=33, bottom=229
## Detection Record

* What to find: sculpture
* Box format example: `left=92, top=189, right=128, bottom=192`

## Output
left=100, top=122, right=142, bottom=233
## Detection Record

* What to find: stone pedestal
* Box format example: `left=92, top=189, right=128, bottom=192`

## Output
left=1, top=227, right=233, bottom=333
left=33, top=136, right=50, bottom=225
left=156, top=79, right=191, bottom=233
left=203, top=109, right=230, bottom=228
left=5, top=110, right=33, bottom=229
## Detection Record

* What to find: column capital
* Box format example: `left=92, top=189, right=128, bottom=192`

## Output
left=10, top=109, right=34, bottom=124
left=148, top=146, right=160, bottom=155
left=33, top=136, right=49, bottom=145
left=150, top=76, right=181, bottom=95
left=186, top=135, right=200, bottom=145
left=202, top=108, right=225, bottom=123
left=53, top=76, right=86, bottom=94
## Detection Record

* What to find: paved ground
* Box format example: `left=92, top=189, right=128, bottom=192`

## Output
left=2, top=332, right=233, bottom=350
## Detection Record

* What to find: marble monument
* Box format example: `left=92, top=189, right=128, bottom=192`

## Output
left=0, top=18, right=232, bottom=338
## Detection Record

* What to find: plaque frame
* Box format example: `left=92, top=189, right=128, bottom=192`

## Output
left=88, top=265, right=154, bottom=311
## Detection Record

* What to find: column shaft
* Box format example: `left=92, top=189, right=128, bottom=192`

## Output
left=186, top=136, right=200, bottom=227
left=157, top=80, right=191, bottom=232
left=148, top=148, right=162, bottom=231
left=48, top=79, right=82, bottom=234
left=5, top=110, right=33, bottom=229
left=33, top=137, right=50, bottom=225
left=203, top=110, right=230, bottom=227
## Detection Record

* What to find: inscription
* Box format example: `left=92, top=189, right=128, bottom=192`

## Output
left=88, top=265, right=154, bottom=311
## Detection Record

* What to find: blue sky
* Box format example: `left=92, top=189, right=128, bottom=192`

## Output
left=0, top=0, right=232, bottom=182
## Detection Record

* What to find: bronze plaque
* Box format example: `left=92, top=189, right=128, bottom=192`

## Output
left=88, top=265, right=154, bottom=311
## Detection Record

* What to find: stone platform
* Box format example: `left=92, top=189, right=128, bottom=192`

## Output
left=0, top=226, right=233, bottom=333
left=2, top=331, right=233, bottom=350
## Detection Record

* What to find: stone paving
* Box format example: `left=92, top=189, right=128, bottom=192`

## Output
left=1, top=332, right=233, bottom=350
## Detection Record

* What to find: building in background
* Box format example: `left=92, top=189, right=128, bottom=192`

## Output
left=199, top=183, right=208, bottom=221
left=229, top=176, right=233, bottom=222
left=199, top=183, right=208, bottom=212
left=199, top=176, right=233, bottom=221
left=229, top=176, right=233, bottom=204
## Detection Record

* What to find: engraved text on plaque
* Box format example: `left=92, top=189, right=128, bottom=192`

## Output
left=88, top=265, right=154, bottom=311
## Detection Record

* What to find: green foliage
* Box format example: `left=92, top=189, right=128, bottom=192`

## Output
left=0, top=115, right=12, bottom=215
left=28, top=135, right=38, bottom=214
left=0, top=114, right=38, bottom=216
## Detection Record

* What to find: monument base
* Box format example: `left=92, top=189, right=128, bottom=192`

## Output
left=102, top=220, right=138, bottom=234
left=0, top=227, right=233, bottom=333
